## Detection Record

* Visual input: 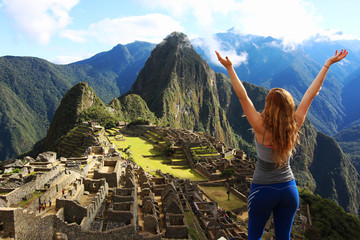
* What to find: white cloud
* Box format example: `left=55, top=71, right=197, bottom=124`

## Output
left=231, top=0, right=322, bottom=45
left=52, top=55, right=85, bottom=64
left=140, top=0, right=238, bottom=29
left=141, top=0, right=326, bottom=46
left=315, top=30, right=357, bottom=42
left=2, top=0, right=79, bottom=44
left=51, top=51, right=95, bottom=64
left=193, top=36, right=248, bottom=67
left=140, top=0, right=324, bottom=64
left=61, top=29, right=87, bottom=43
left=62, top=13, right=184, bottom=45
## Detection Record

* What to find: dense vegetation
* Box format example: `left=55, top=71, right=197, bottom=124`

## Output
left=310, top=132, right=360, bottom=215
left=335, top=124, right=360, bottom=172
left=300, top=188, right=360, bottom=240
left=78, top=96, right=121, bottom=129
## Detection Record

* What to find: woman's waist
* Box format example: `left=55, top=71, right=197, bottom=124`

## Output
left=252, top=159, right=294, bottom=184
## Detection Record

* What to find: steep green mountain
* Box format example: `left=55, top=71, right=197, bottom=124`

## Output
left=193, top=30, right=354, bottom=135
left=41, top=82, right=156, bottom=156
left=334, top=69, right=360, bottom=178
left=0, top=56, right=73, bottom=161
left=110, top=94, right=157, bottom=123
left=0, top=81, right=44, bottom=160
left=311, top=132, right=360, bottom=215
left=128, top=32, right=237, bottom=147
left=42, top=82, right=102, bottom=151
left=72, top=41, right=156, bottom=99
left=334, top=124, right=360, bottom=173
left=0, top=42, right=154, bottom=162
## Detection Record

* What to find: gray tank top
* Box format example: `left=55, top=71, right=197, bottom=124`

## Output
left=252, top=129, right=294, bottom=184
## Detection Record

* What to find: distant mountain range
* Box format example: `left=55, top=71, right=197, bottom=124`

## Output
left=1, top=31, right=360, bottom=217
left=0, top=41, right=155, bottom=162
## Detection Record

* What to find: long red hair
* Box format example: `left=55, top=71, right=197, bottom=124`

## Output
left=261, top=88, right=299, bottom=168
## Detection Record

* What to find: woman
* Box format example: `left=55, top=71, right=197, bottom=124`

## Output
left=215, top=49, right=348, bottom=240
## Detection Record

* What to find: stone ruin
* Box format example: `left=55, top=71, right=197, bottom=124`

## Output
left=137, top=125, right=255, bottom=198
left=0, top=125, right=256, bottom=239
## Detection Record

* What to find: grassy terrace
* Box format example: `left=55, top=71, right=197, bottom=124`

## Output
left=190, top=146, right=219, bottom=157
left=198, top=185, right=247, bottom=212
left=108, top=131, right=205, bottom=181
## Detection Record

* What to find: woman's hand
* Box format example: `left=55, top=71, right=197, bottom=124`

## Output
left=215, top=51, right=233, bottom=69
left=326, top=49, right=349, bottom=66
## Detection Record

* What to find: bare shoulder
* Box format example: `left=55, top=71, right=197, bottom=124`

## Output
left=253, top=119, right=266, bottom=142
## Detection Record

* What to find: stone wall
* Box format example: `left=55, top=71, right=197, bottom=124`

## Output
left=0, top=206, right=150, bottom=240
left=183, top=145, right=195, bottom=169
left=0, top=207, right=57, bottom=239
left=112, top=188, right=134, bottom=202
left=15, top=209, right=55, bottom=240
left=165, top=214, right=189, bottom=239
left=93, top=159, right=121, bottom=187
left=25, top=171, right=75, bottom=211
left=195, top=163, right=221, bottom=181
left=0, top=207, right=17, bottom=238
left=36, top=151, right=57, bottom=162
left=56, top=199, right=87, bottom=224
left=81, top=158, right=97, bottom=176
left=54, top=216, right=141, bottom=240
left=3, top=165, right=65, bottom=207
left=107, top=209, right=133, bottom=224
left=56, top=178, right=108, bottom=230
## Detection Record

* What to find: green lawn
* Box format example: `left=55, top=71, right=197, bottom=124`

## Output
left=110, top=135, right=205, bottom=181
left=198, top=185, right=247, bottom=211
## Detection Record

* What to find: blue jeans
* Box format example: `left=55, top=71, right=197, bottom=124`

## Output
left=247, top=180, right=299, bottom=240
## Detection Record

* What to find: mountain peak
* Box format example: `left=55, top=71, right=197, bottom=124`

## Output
left=158, top=32, right=192, bottom=50
left=42, top=82, right=97, bottom=151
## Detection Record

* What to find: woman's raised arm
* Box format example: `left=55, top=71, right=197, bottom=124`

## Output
left=295, top=49, right=349, bottom=129
left=215, top=51, right=263, bottom=132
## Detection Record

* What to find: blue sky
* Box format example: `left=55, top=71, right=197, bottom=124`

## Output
left=0, top=0, right=359, bottom=64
